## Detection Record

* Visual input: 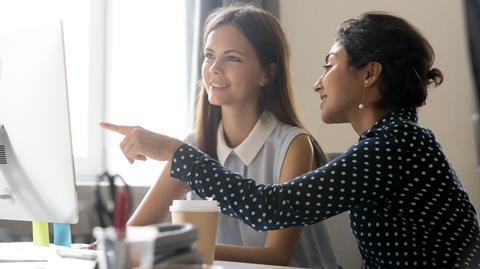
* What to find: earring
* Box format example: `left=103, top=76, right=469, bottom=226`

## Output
left=358, top=86, right=367, bottom=109
left=260, top=74, right=270, bottom=87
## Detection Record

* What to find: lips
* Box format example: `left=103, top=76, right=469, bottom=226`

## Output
left=320, top=95, right=327, bottom=109
left=209, top=81, right=230, bottom=90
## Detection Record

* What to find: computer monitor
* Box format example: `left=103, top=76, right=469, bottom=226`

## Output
left=0, top=21, right=78, bottom=224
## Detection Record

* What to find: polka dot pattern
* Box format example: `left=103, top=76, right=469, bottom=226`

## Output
left=171, top=108, right=480, bottom=268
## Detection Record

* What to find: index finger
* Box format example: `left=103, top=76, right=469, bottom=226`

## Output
left=99, top=122, right=134, bottom=135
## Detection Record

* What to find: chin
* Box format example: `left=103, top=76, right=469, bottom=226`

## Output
left=320, top=112, right=333, bottom=124
left=320, top=108, right=331, bottom=122
left=207, top=95, right=224, bottom=106
left=321, top=117, right=335, bottom=124
left=320, top=111, right=344, bottom=124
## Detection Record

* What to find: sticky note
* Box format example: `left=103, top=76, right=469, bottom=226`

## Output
left=53, top=223, right=72, bottom=247
left=32, top=222, right=49, bottom=246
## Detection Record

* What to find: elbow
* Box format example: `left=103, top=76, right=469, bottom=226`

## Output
left=276, top=257, right=292, bottom=266
left=263, top=244, right=296, bottom=266
left=268, top=250, right=293, bottom=266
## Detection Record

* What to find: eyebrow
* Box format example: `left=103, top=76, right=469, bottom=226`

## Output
left=325, top=52, right=335, bottom=63
left=204, top=47, right=246, bottom=56
left=224, top=49, right=246, bottom=56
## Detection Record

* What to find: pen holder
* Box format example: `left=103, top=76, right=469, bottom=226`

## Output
left=94, top=226, right=157, bottom=269
left=93, top=227, right=130, bottom=269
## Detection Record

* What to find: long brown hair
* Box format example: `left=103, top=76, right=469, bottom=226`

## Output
left=194, top=4, right=327, bottom=166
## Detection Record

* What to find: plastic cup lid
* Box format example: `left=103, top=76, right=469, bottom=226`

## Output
left=169, top=199, right=220, bottom=212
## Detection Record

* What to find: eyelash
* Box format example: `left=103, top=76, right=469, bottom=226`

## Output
left=323, top=64, right=333, bottom=71
left=226, top=55, right=241, bottom=62
left=204, top=52, right=214, bottom=59
left=203, top=53, right=241, bottom=63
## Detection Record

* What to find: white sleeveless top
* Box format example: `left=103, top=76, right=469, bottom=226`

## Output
left=185, top=111, right=338, bottom=269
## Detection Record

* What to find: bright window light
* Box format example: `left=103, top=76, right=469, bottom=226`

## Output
left=0, top=0, right=90, bottom=159
left=105, top=1, right=188, bottom=185
left=0, top=1, right=189, bottom=184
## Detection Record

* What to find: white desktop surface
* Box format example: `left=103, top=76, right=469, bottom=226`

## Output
left=0, top=242, right=96, bottom=269
left=0, top=243, right=302, bottom=269
left=214, top=261, right=303, bottom=269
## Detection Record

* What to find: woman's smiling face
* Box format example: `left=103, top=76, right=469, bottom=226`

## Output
left=201, top=24, right=266, bottom=108
left=313, top=42, right=365, bottom=124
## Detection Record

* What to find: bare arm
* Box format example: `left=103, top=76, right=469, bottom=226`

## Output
left=214, top=134, right=314, bottom=265
left=128, top=161, right=190, bottom=226
left=98, top=122, right=188, bottom=226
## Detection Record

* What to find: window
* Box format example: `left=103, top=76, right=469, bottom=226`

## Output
left=0, top=0, right=97, bottom=177
left=0, top=1, right=189, bottom=185
left=105, top=1, right=188, bottom=185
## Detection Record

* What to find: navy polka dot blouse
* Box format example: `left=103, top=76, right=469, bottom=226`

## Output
left=170, top=108, right=480, bottom=268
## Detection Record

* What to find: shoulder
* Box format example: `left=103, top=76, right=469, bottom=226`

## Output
left=285, top=134, right=314, bottom=158
left=269, top=121, right=306, bottom=145
left=182, top=131, right=196, bottom=145
left=381, top=115, right=436, bottom=151
left=265, top=121, right=310, bottom=162
left=350, top=117, right=431, bottom=162
left=276, top=124, right=314, bottom=183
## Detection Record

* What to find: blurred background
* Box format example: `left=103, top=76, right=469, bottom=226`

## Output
left=0, top=1, right=478, bottom=268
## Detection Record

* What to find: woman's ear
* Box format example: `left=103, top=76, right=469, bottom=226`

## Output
left=363, top=61, right=382, bottom=87
left=260, top=63, right=278, bottom=87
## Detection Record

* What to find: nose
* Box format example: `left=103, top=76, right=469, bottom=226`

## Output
left=313, top=74, right=324, bottom=93
left=209, top=59, right=223, bottom=75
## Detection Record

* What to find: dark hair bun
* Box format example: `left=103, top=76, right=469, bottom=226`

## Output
left=426, top=68, right=443, bottom=87
left=336, top=12, right=444, bottom=109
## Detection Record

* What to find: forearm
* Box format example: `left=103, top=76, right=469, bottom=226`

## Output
left=127, top=192, right=173, bottom=226
left=170, top=144, right=323, bottom=229
left=215, top=244, right=291, bottom=266
left=171, top=138, right=402, bottom=230
left=128, top=162, right=189, bottom=226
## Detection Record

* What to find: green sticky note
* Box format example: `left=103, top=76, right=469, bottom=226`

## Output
left=32, top=222, right=49, bottom=246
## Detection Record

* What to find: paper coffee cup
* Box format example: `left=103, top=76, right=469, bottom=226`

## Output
left=169, top=199, right=220, bottom=264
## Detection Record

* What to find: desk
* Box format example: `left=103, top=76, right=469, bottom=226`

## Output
left=214, top=261, right=303, bottom=269
left=0, top=242, right=96, bottom=269
left=0, top=243, right=302, bottom=269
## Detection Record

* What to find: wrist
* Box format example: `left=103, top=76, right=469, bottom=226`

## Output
left=165, top=139, right=183, bottom=161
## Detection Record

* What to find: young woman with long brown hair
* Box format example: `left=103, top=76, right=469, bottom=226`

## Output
left=105, top=4, right=337, bottom=268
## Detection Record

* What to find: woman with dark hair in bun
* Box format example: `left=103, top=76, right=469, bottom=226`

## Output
left=103, top=12, right=480, bottom=268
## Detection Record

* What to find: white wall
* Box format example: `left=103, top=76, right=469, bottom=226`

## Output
left=280, top=1, right=479, bottom=268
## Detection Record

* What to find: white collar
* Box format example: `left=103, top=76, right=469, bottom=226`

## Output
left=217, top=111, right=279, bottom=166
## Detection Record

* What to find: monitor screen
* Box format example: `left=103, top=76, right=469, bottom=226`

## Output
left=0, top=21, right=78, bottom=223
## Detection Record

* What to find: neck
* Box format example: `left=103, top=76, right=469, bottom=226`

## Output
left=350, top=106, right=395, bottom=136
left=221, top=105, right=261, bottom=148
